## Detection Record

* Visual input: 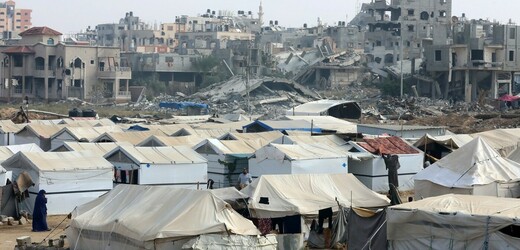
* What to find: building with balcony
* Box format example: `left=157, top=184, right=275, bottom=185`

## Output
left=0, top=26, right=131, bottom=103
left=350, top=0, right=452, bottom=68
left=424, top=21, right=520, bottom=102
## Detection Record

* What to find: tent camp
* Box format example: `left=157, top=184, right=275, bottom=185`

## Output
left=348, top=136, right=424, bottom=192
left=104, top=146, right=207, bottom=188
left=413, top=133, right=473, bottom=161
left=14, top=124, right=64, bottom=151
left=241, top=174, right=390, bottom=218
left=387, top=194, right=520, bottom=249
left=414, top=137, right=520, bottom=199
left=50, top=126, right=124, bottom=150
left=1, top=151, right=113, bottom=215
left=194, top=139, right=259, bottom=188
left=92, top=131, right=167, bottom=145
left=67, top=185, right=272, bottom=250
left=137, top=135, right=205, bottom=147
left=52, top=141, right=131, bottom=155
left=0, top=144, right=43, bottom=185
left=0, top=120, right=23, bottom=146
left=283, top=115, right=358, bottom=134
left=471, top=128, right=520, bottom=157
left=249, top=143, right=349, bottom=177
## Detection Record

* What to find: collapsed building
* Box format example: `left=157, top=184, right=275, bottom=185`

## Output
left=423, top=20, right=520, bottom=102
left=351, top=0, right=452, bottom=69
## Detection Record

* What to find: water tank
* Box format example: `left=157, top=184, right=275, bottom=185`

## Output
left=68, top=108, right=82, bottom=117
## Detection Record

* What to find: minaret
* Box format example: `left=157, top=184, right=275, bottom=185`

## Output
left=258, top=1, right=264, bottom=26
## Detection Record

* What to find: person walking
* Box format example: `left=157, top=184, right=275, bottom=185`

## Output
left=32, top=190, right=50, bottom=231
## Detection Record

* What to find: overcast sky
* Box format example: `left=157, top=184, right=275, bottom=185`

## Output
left=16, top=0, right=518, bottom=34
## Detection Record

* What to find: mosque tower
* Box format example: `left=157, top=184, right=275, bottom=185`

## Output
left=258, top=1, right=264, bottom=26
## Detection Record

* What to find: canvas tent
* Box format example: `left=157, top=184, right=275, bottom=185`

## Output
left=50, top=126, right=124, bottom=150
left=67, top=185, right=268, bottom=250
left=286, top=100, right=362, bottom=119
left=104, top=146, right=207, bottom=188
left=0, top=120, right=23, bottom=146
left=241, top=174, right=390, bottom=218
left=52, top=141, right=131, bottom=155
left=137, top=135, right=205, bottom=147
left=387, top=194, right=520, bottom=249
left=283, top=116, right=358, bottom=134
left=1, top=151, right=114, bottom=215
left=249, top=143, right=350, bottom=177
left=14, top=124, right=64, bottom=151
left=194, top=139, right=260, bottom=188
left=414, top=137, right=520, bottom=199
left=413, top=133, right=473, bottom=161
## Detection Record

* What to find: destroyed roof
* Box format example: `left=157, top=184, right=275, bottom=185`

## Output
left=287, top=100, right=362, bottom=120
left=2, top=151, right=112, bottom=172
left=137, top=135, right=205, bottom=147
left=105, top=146, right=207, bottom=165
left=243, top=120, right=322, bottom=133
left=194, top=76, right=318, bottom=102
left=385, top=59, right=423, bottom=77
left=284, top=115, right=357, bottom=134
left=356, top=136, right=419, bottom=155
left=19, top=26, right=62, bottom=36
left=241, top=174, right=390, bottom=218
left=59, top=142, right=132, bottom=155
left=414, top=137, right=520, bottom=188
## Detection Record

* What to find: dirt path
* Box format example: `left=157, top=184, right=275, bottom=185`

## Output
left=0, top=215, right=70, bottom=249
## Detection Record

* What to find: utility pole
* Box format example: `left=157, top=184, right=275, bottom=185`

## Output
left=400, top=27, right=404, bottom=98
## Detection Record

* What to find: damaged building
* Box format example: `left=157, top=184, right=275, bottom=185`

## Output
left=352, top=0, right=452, bottom=68
left=423, top=20, right=520, bottom=102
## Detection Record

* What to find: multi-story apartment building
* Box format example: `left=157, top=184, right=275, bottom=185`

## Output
left=0, top=0, right=32, bottom=39
left=0, top=27, right=131, bottom=103
left=424, top=21, right=520, bottom=102
left=351, top=0, right=452, bottom=68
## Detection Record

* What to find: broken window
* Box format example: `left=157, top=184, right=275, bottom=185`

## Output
left=510, top=51, right=515, bottom=61
left=471, top=50, right=484, bottom=61
left=435, top=50, right=442, bottom=61
left=510, top=28, right=516, bottom=39
left=439, top=11, right=447, bottom=17
left=376, top=41, right=382, bottom=46
left=408, top=25, right=415, bottom=32
left=420, top=11, right=429, bottom=20
left=408, top=9, right=414, bottom=16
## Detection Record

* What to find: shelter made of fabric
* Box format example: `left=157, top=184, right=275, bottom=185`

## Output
left=388, top=194, right=520, bottom=249
left=67, top=185, right=260, bottom=250
left=241, top=174, right=389, bottom=218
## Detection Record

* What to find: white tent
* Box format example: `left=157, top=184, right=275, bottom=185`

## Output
left=194, top=139, right=259, bottom=188
left=241, top=174, right=390, bottom=218
left=104, top=146, right=207, bottom=188
left=67, top=185, right=265, bottom=250
left=0, top=144, right=43, bottom=186
left=0, top=120, right=23, bottom=146
left=50, top=126, right=124, bottom=150
left=1, top=151, right=113, bottom=215
left=414, top=137, right=520, bottom=199
left=249, top=143, right=349, bottom=177
left=388, top=194, right=520, bottom=250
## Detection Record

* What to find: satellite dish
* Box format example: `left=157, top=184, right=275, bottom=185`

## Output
left=452, top=16, right=459, bottom=23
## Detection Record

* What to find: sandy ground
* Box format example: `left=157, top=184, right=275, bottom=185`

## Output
left=0, top=215, right=70, bottom=250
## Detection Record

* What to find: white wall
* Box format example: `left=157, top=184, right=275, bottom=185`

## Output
left=349, top=153, right=424, bottom=192
left=249, top=157, right=348, bottom=177
left=138, top=162, right=207, bottom=188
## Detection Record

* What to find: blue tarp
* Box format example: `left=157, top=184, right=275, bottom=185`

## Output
left=159, top=102, right=209, bottom=110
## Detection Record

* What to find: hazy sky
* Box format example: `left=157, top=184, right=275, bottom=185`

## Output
left=15, top=0, right=519, bottom=34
